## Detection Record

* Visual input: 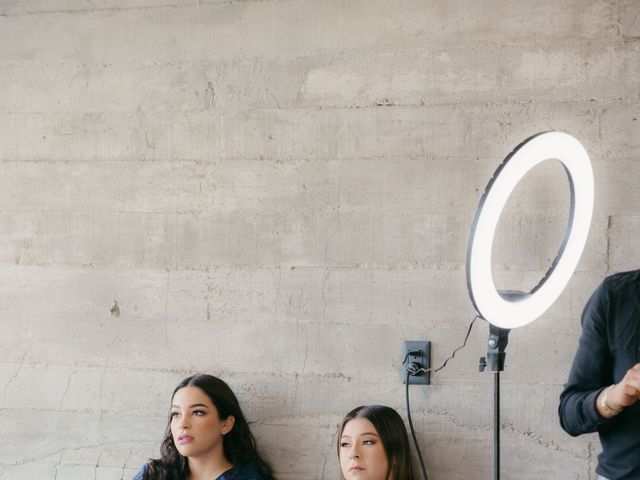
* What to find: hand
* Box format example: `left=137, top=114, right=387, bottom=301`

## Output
left=606, top=364, right=640, bottom=411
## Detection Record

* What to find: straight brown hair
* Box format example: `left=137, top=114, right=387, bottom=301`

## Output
left=337, top=405, right=417, bottom=480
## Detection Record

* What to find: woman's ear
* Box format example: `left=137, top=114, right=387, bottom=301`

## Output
left=222, top=415, right=235, bottom=435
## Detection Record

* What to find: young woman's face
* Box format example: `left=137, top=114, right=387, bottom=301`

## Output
left=339, top=418, right=390, bottom=480
left=170, top=386, right=234, bottom=459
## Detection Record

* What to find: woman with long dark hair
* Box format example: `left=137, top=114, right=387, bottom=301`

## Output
left=133, top=374, right=274, bottom=480
left=337, top=405, right=417, bottom=480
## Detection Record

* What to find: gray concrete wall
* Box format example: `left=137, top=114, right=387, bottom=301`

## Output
left=0, top=0, right=638, bottom=478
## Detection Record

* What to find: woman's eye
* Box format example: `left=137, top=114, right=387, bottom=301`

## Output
left=193, top=410, right=205, bottom=416
left=170, top=412, right=180, bottom=419
left=340, top=442, right=350, bottom=448
left=363, top=440, right=375, bottom=445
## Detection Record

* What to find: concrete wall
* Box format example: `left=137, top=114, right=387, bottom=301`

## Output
left=0, top=0, right=638, bottom=478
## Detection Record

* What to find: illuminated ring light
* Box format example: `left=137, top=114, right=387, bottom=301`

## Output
left=467, top=131, right=594, bottom=329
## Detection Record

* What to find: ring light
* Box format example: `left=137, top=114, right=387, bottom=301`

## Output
left=467, top=131, right=594, bottom=329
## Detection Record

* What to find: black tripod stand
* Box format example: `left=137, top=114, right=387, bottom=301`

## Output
left=479, top=323, right=510, bottom=480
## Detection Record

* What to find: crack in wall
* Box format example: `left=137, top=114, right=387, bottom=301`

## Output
left=419, top=407, right=583, bottom=459
left=320, top=426, right=339, bottom=479
left=57, top=370, right=77, bottom=410
left=1, top=1, right=282, bottom=17
left=94, top=452, right=101, bottom=480
left=120, top=446, right=134, bottom=480
left=3, top=345, right=31, bottom=403
left=321, top=268, right=330, bottom=322
left=1, top=441, right=145, bottom=468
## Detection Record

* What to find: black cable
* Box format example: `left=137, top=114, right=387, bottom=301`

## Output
left=401, top=349, right=424, bottom=367
left=403, top=314, right=480, bottom=480
left=413, top=315, right=479, bottom=375
left=406, top=369, right=429, bottom=480
left=401, top=351, right=412, bottom=366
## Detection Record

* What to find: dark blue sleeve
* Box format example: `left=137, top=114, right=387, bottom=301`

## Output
left=558, top=280, right=617, bottom=435
left=132, top=464, right=148, bottom=480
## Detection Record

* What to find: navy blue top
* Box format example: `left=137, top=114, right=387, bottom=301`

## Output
left=133, top=462, right=266, bottom=480
left=559, top=269, right=640, bottom=480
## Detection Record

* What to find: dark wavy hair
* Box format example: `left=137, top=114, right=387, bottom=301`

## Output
left=337, top=405, right=417, bottom=480
left=143, top=374, right=274, bottom=480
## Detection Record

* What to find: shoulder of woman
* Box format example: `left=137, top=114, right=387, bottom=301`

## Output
left=219, top=463, right=267, bottom=480
left=132, top=463, right=149, bottom=480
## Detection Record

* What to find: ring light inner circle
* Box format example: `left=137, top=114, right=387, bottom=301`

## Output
left=491, top=161, right=570, bottom=294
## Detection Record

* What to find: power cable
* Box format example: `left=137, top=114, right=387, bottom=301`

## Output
left=403, top=314, right=480, bottom=480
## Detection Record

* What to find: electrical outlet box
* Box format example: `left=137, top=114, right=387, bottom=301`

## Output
left=403, top=340, right=431, bottom=385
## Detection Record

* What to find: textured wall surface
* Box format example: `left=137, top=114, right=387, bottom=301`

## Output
left=0, top=0, right=639, bottom=479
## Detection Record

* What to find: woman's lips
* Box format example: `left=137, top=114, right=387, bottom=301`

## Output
left=177, top=435, right=194, bottom=444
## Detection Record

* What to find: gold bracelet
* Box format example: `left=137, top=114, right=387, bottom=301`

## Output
left=600, top=384, right=623, bottom=417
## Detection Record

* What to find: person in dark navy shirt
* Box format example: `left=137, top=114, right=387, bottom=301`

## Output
left=134, top=462, right=265, bottom=480
left=133, top=374, right=274, bottom=480
left=559, top=270, right=640, bottom=480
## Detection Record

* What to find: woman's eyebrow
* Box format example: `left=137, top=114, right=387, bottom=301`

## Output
left=171, top=403, right=210, bottom=409
left=341, top=432, right=379, bottom=438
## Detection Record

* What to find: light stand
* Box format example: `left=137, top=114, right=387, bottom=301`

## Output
left=477, top=291, right=526, bottom=479
left=479, top=323, right=510, bottom=480
left=466, top=132, right=594, bottom=480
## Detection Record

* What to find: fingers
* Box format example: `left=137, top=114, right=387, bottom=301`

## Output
left=620, top=382, right=640, bottom=398
left=613, top=365, right=640, bottom=407
left=625, top=363, right=640, bottom=386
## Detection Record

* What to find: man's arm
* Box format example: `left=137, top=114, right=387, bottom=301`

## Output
left=559, top=281, right=615, bottom=435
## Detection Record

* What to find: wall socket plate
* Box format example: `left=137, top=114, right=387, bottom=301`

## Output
left=403, top=340, right=431, bottom=385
